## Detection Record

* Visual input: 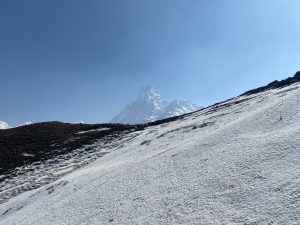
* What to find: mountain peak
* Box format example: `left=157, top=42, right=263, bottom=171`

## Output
left=138, top=86, right=161, bottom=100
left=111, top=87, right=202, bottom=124
left=139, top=86, right=155, bottom=94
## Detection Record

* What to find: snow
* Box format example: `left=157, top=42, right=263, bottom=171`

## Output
left=0, top=121, right=10, bottom=129
left=1, top=83, right=300, bottom=224
left=76, top=128, right=110, bottom=134
left=22, top=121, right=33, bottom=126
left=1, top=121, right=35, bottom=129
left=111, top=86, right=201, bottom=124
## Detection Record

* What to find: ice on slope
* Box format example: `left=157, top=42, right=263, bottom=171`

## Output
left=111, top=86, right=201, bottom=124
left=1, top=83, right=300, bottom=224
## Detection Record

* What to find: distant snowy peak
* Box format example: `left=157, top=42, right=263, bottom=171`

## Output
left=111, top=86, right=202, bottom=124
left=138, top=86, right=163, bottom=101
left=136, top=86, right=168, bottom=110
left=163, top=100, right=200, bottom=118
left=0, top=121, right=10, bottom=129
left=0, top=121, right=35, bottom=129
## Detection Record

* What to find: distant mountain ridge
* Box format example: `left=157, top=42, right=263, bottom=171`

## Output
left=111, top=86, right=202, bottom=124
left=242, top=71, right=300, bottom=95
left=0, top=121, right=10, bottom=129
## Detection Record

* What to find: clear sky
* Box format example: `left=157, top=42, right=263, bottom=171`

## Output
left=1, top=0, right=300, bottom=126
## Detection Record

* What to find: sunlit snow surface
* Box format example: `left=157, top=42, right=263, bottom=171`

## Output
left=1, top=83, right=300, bottom=224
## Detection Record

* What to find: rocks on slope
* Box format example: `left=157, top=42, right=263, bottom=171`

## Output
left=0, top=122, right=139, bottom=177
left=243, top=71, right=300, bottom=95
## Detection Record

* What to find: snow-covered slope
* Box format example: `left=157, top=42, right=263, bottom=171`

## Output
left=1, top=78, right=300, bottom=224
left=0, top=121, right=10, bottom=129
left=111, top=86, right=201, bottom=124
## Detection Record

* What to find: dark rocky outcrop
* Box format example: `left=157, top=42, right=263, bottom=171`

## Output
left=0, top=122, right=140, bottom=178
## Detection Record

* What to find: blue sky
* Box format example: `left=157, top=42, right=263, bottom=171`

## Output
left=1, top=0, right=300, bottom=126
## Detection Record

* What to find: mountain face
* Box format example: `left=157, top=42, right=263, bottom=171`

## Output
left=2, top=72, right=300, bottom=224
left=111, top=86, right=202, bottom=124
left=0, top=121, right=10, bottom=129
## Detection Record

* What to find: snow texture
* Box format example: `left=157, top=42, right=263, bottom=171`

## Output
left=111, top=86, right=201, bottom=124
left=1, top=83, right=300, bottom=224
